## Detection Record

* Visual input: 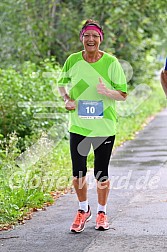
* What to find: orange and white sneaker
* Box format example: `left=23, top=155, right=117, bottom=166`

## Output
left=95, top=211, right=109, bottom=231
left=70, top=205, right=92, bottom=233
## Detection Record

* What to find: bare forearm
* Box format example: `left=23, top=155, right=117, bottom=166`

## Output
left=160, top=71, right=167, bottom=97
left=58, top=87, right=70, bottom=101
left=105, top=89, right=127, bottom=101
left=97, top=78, right=127, bottom=101
left=58, top=86, right=76, bottom=110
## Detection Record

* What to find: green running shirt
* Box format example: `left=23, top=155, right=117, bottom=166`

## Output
left=58, top=51, right=127, bottom=137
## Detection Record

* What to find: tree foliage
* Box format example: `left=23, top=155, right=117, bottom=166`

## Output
left=0, top=0, right=166, bottom=68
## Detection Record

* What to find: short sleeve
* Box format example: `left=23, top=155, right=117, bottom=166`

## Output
left=110, top=59, right=127, bottom=93
left=57, top=57, right=71, bottom=87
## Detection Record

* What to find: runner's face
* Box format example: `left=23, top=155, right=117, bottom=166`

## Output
left=82, top=30, right=101, bottom=53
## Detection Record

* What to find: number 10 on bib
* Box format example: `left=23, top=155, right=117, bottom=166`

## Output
left=78, top=100, right=103, bottom=119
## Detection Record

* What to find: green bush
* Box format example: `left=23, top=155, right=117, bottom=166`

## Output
left=0, top=132, right=71, bottom=227
left=0, top=58, right=64, bottom=150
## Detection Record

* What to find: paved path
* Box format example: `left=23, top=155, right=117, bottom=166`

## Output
left=1, top=108, right=167, bottom=252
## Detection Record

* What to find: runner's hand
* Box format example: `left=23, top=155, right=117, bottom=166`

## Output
left=65, top=99, right=76, bottom=110
left=97, top=77, right=108, bottom=95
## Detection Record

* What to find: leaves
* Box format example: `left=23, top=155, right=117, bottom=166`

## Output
left=0, top=0, right=166, bottom=68
left=0, top=58, right=63, bottom=150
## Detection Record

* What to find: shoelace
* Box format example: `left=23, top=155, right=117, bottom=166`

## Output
left=74, top=211, right=84, bottom=225
left=97, top=213, right=106, bottom=224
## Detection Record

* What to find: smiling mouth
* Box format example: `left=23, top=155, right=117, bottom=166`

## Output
left=87, top=43, right=95, bottom=46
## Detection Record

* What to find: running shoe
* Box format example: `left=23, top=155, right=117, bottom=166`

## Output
left=70, top=205, right=92, bottom=233
left=95, top=211, right=109, bottom=230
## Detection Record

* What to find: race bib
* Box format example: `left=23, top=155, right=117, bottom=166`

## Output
left=78, top=100, right=103, bottom=119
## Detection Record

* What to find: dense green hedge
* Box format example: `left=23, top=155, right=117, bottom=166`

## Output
left=0, top=58, right=65, bottom=150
